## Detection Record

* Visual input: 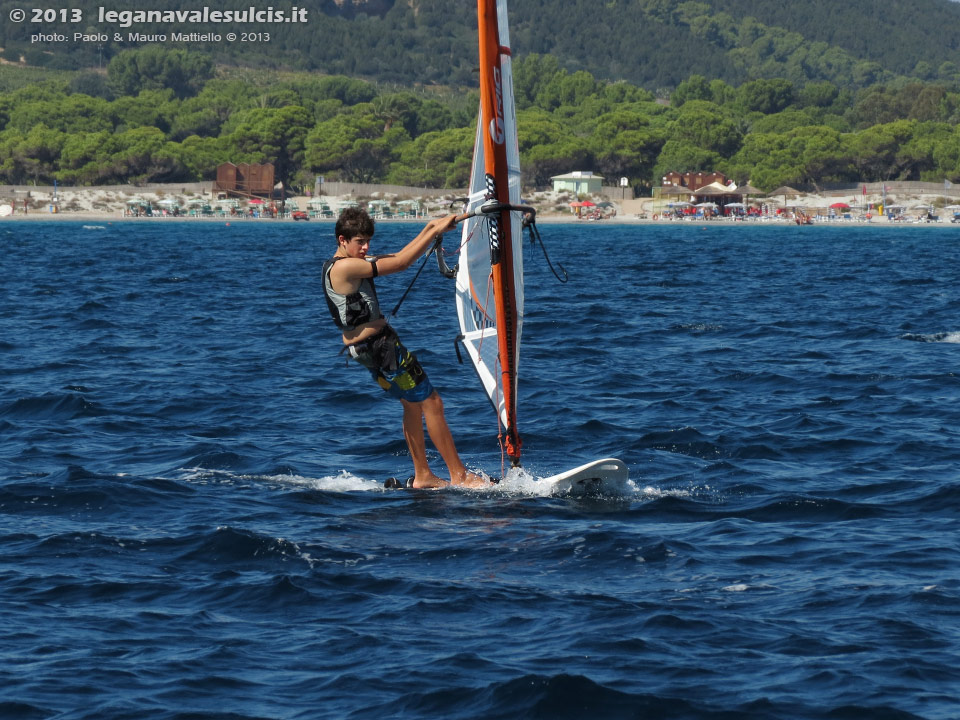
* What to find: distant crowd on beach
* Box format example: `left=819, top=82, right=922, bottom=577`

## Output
left=4, top=181, right=960, bottom=226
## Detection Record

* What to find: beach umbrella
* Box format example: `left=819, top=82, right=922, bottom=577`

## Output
left=768, top=185, right=801, bottom=206
left=734, top=184, right=762, bottom=206
left=659, top=185, right=691, bottom=214
left=581, top=200, right=596, bottom=207
left=695, top=202, right=718, bottom=208
left=830, top=202, right=850, bottom=209
left=249, top=198, right=264, bottom=205
left=396, top=199, right=421, bottom=218
left=768, top=185, right=800, bottom=196
left=692, top=182, right=735, bottom=197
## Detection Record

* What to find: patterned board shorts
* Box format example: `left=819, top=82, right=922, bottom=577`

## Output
left=347, top=326, right=435, bottom=403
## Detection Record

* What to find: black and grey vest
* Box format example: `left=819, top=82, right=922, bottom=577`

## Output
left=322, top=257, right=382, bottom=331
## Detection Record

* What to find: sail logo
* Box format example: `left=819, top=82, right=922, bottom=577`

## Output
left=489, top=68, right=506, bottom=145
left=484, top=173, right=501, bottom=260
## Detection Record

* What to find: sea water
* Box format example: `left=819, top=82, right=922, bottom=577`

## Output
left=1, top=219, right=958, bottom=719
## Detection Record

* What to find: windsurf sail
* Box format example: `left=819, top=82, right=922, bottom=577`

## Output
left=456, top=0, right=525, bottom=465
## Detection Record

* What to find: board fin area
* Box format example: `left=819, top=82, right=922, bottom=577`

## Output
left=538, top=458, right=630, bottom=497
left=384, top=476, right=415, bottom=489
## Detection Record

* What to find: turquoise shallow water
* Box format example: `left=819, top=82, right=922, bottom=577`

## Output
left=2, top=219, right=959, bottom=719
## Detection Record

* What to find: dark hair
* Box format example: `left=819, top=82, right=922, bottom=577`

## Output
left=335, top=207, right=375, bottom=241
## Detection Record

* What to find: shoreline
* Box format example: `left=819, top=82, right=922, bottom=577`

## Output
left=2, top=186, right=956, bottom=227
left=1, top=209, right=954, bottom=228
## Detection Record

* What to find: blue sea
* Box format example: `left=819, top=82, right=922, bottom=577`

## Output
left=2, top=219, right=959, bottom=720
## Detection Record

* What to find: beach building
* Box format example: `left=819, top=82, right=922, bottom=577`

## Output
left=215, top=162, right=276, bottom=198
left=662, top=171, right=729, bottom=193
left=551, top=171, right=604, bottom=195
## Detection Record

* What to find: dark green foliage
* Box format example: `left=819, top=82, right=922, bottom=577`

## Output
left=5, top=0, right=960, bottom=91
left=107, top=47, right=214, bottom=99
left=68, top=72, right=115, bottom=100
left=698, top=0, right=960, bottom=77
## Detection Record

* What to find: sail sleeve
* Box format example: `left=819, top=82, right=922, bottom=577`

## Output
left=455, top=0, right=524, bottom=463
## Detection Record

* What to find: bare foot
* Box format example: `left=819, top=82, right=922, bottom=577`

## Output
left=411, top=473, right=449, bottom=489
left=450, top=471, right=491, bottom=488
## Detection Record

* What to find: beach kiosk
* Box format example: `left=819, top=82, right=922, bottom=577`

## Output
left=551, top=171, right=604, bottom=196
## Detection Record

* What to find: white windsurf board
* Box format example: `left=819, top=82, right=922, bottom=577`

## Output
left=540, top=458, right=630, bottom=497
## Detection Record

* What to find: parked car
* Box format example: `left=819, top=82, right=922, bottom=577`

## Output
left=292, top=210, right=309, bottom=221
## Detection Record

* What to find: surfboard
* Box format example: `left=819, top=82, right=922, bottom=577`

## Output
left=540, top=458, right=631, bottom=497
left=383, top=460, right=629, bottom=496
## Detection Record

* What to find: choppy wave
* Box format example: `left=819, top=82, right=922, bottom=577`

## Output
left=901, top=330, right=960, bottom=343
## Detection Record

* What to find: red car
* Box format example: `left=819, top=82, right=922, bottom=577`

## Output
left=291, top=210, right=309, bottom=221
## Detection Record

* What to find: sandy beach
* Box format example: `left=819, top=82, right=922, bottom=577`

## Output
left=2, top=183, right=957, bottom=226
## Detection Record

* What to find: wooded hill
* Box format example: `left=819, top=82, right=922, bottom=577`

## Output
left=6, top=0, right=960, bottom=194
left=5, top=43, right=960, bottom=194
left=4, top=0, right=960, bottom=92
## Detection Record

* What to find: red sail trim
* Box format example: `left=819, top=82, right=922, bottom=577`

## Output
left=477, top=0, right=521, bottom=463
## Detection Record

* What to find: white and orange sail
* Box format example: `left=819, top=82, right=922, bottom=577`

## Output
left=456, top=0, right=525, bottom=465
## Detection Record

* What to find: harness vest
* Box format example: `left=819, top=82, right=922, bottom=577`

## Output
left=322, top=257, right=382, bottom=331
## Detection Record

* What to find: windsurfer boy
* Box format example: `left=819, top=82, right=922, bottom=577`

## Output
left=323, top=208, right=489, bottom=488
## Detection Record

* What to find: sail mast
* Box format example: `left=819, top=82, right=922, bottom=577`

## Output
left=477, top=0, right=521, bottom=464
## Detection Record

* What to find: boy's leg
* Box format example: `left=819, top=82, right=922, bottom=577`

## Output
left=420, top=391, right=487, bottom=487
left=401, top=398, right=445, bottom=488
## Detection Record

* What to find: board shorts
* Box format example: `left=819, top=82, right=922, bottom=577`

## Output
left=347, top=325, right=435, bottom=403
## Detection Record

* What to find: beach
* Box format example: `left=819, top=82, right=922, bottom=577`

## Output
left=1, top=183, right=957, bottom=225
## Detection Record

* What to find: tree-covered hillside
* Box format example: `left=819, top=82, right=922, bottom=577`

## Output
left=3, top=0, right=960, bottom=91
left=6, top=1, right=960, bottom=194
left=6, top=45, right=960, bottom=194
left=698, top=0, right=960, bottom=77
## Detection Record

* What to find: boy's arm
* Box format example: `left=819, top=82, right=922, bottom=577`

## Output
left=337, top=215, right=457, bottom=281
